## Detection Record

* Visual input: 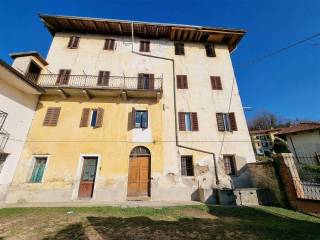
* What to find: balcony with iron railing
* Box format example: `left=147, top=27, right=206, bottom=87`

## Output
left=0, top=110, right=8, bottom=131
left=0, top=110, right=9, bottom=152
left=27, top=74, right=163, bottom=99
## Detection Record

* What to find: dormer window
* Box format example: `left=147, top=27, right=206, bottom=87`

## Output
left=67, top=36, right=80, bottom=49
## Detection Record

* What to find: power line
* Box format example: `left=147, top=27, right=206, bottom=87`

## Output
left=236, top=32, right=320, bottom=69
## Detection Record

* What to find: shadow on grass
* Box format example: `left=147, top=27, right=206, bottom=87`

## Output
left=43, top=223, right=89, bottom=240
left=43, top=206, right=320, bottom=240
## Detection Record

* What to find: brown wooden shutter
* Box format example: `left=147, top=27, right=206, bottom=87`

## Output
left=139, top=41, right=144, bottom=52
left=149, top=74, right=154, bottom=90
left=191, top=112, right=198, bottom=131
left=67, top=37, right=73, bottom=48
left=183, top=75, right=188, bottom=89
left=73, top=36, right=80, bottom=48
left=138, top=73, right=144, bottom=89
left=177, top=75, right=182, bottom=89
left=97, top=71, right=110, bottom=86
left=43, top=107, right=61, bottom=126
left=146, top=41, right=150, bottom=52
left=229, top=112, right=238, bottom=131
left=97, top=71, right=104, bottom=85
left=132, top=108, right=136, bottom=128
left=178, top=112, right=186, bottom=131
left=110, top=39, right=115, bottom=49
left=80, top=108, right=90, bottom=127
left=211, top=76, right=222, bottom=90
left=216, top=113, right=225, bottom=131
left=95, top=108, right=104, bottom=128
left=62, top=70, right=71, bottom=84
left=68, top=36, right=80, bottom=48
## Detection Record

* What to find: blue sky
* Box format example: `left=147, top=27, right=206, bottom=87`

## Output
left=0, top=0, right=319, bottom=121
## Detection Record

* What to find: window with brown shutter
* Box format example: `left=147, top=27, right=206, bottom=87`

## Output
left=137, top=73, right=154, bottom=90
left=175, top=43, right=185, bottom=55
left=80, top=108, right=90, bottom=127
left=56, top=69, right=71, bottom=85
left=210, top=76, right=222, bottom=90
left=223, top=155, right=236, bottom=175
left=181, top=156, right=194, bottom=176
left=140, top=41, right=150, bottom=52
left=179, top=112, right=198, bottom=131
left=228, top=112, right=238, bottom=131
left=176, top=75, right=188, bottom=89
left=104, top=39, right=115, bottom=50
left=205, top=44, right=216, bottom=57
left=97, top=71, right=110, bottom=86
left=67, top=36, right=80, bottom=49
left=43, top=107, right=61, bottom=126
left=216, top=112, right=237, bottom=132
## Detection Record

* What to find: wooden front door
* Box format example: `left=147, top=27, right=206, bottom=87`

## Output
left=78, top=157, right=98, bottom=198
left=127, top=156, right=150, bottom=198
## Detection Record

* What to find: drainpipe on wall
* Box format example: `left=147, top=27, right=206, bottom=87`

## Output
left=130, top=23, right=220, bottom=185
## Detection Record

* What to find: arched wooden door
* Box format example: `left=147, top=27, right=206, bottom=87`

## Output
left=127, top=146, right=151, bottom=199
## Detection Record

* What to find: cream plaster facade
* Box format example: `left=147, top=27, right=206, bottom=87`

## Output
left=6, top=18, right=255, bottom=203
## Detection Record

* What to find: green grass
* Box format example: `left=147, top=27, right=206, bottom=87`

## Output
left=0, top=205, right=319, bottom=240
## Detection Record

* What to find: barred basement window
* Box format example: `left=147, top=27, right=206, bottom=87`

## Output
left=181, top=156, right=194, bottom=176
left=223, top=155, right=236, bottom=175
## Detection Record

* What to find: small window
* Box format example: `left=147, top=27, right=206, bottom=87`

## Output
left=210, top=76, right=222, bottom=90
left=181, top=156, right=194, bottom=176
left=223, top=155, right=236, bottom=175
left=140, top=41, right=150, bottom=52
left=67, top=36, right=80, bottom=49
left=134, top=110, right=148, bottom=129
left=177, top=75, right=188, bottom=89
left=205, top=44, right=216, bottom=57
left=30, top=157, right=47, bottom=183
left=43, top=107, right=61, bottom=126
left=104, top=39, right=115, bottom=50
left=216, top=112, right=237, bottom=132
left=175, top=43, right=185, bottom=55
left=80, top=108, right=104, bottom=128
left=0, top=153, right=9, bottom=173
left=178, top=112, right=199, bottom=131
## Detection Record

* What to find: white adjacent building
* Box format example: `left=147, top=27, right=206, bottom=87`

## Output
left=0, top=58, right=43, bottom=201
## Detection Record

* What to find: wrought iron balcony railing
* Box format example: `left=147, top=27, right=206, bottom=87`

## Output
left=30, top=74, right=163, bottom=91
left=0, top=110, right=8, bottom=131
left=0, top=129, right=9, bottom=152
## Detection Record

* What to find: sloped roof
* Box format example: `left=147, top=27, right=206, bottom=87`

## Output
left=275, top=123, right=320, bottom=135
left=39, top=14, right=246, bottom=52
left=0, top=59, right=44, bottom=93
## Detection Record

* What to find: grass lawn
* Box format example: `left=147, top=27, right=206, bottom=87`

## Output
left=0, top=204, right=319, bottom=240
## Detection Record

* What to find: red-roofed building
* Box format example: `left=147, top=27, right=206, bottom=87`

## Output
left=275, top=123, right=320, bottom=155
